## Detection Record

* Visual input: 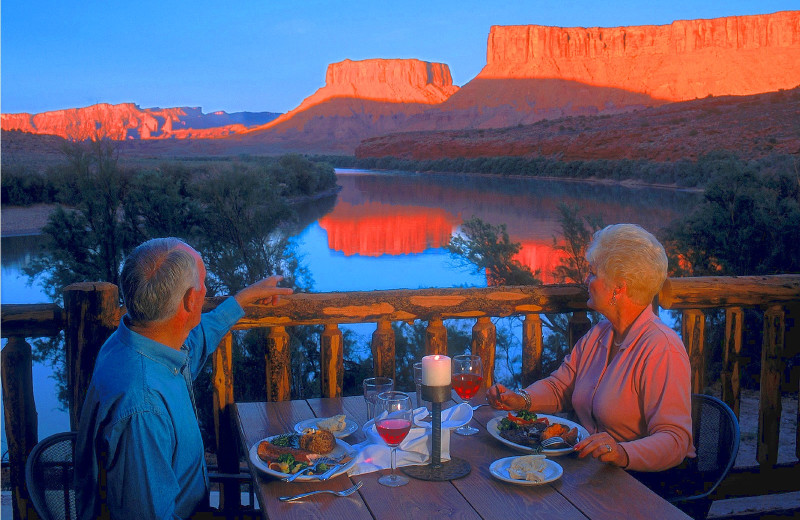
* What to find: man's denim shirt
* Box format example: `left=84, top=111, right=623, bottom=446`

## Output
left=75, top=298, right=244, bottom=520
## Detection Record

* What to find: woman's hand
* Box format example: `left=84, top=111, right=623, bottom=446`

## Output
left=573, top=432, right=629, bottom=468
left=486, top=384, right=526, bottom=411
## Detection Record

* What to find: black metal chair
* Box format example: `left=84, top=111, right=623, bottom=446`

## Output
left=630, top=394, right=740, bottom=519
left=25, top=431, right=78, bottom=520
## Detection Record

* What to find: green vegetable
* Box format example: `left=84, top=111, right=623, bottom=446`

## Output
left=277, top=453, right=296, bottom=466
left=497, top=418, right=518, bottom=431
left=517, top=410, right=537, bottom=421
left=315, top=463, right=329, bottom=472
left=271, top=434, right=294, bottom=447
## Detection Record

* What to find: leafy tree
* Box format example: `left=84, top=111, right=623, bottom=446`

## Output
left=447, top=217, right=541, bottom=286
left=551, top=202, right=604, bottom=284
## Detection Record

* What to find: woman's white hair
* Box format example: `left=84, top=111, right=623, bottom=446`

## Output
left=585, top=224, right=668, bottom=305
left=120, top=238, right=201, bottom=324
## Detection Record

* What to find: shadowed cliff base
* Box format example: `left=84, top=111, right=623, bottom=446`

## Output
left=356, top=87, right=800, bottom=162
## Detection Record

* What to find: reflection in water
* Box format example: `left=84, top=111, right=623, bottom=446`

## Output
left=319, top=202, right=458, bottom=257
left=312, top=170, right=700, bottom=283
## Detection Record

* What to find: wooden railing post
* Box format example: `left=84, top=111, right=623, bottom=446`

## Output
left=63, top=282, right=120, bottom=428
left=371, top=320, right=396, bottom=379
left=521, top=314, right=544, bottom=386
left=265, top=326, right=291, bottom=401
left=758, top=305, right=785, bottom=468
left=471, top=317, right=496, bottom=388
left=320, top=324, right=344, bottom=397
left=425, top=318, right=447, bottom=356
left=568, top=311, right=591, bottom=348
left=682, top=309, right=706, bottom=394
left=1, top=337, right=38, bottom=520
left=211, top=332, right=240, bottom=510
left=722, top=307, right=744, bottom=418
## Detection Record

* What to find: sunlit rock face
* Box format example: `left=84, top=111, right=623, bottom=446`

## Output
left=243, top=59, right=459, bottom=135
left=404, top=11, right=800, bottom=131
left=482, top=11, right=800, bottom=100
left=0, top=103, right=279, bottom=141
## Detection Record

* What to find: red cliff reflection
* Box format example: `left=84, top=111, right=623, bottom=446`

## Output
left=318, top=200, right=573, bottom=285
left=513, top=241, right=570, bottom=285
left=318, top=202, right=459, bottom=257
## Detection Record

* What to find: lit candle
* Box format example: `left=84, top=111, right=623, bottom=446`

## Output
left=421, top=355, right=451, bottom=386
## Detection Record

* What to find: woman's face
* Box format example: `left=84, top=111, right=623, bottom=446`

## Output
left=585, top=264, right=614, bottom=315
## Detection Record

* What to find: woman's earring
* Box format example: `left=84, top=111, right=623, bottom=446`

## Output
left=610, top=294, right=617, bottom=306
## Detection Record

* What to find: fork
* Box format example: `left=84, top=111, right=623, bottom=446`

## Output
left=282, top=458, right=337, bottom=482
left=278, top=481, right=363, bottom=502
left=540, top=436, right=574, bottom=449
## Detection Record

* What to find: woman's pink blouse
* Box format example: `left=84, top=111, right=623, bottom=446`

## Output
left=526, top=306, right=696, bottom=472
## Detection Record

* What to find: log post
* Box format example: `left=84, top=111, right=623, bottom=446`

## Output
left=758, top=305, right=785, bottom=468
left=471, top=317, right=496, bottom=388
left=211, top=333, right=240, bottom=510
left=521, top=314, right=544, bottom=386
left=1, top=337, right=38, bottom=520
left=63, top=282, right=120, bottom=430
left=722, top=307, right=744, bottom=418
left=371, top=320, right=395, bottom=379
left=320, top=323, right=343, bottom=398
left=425, top=318, right=447, bottom=356
left=568, top=311, right=591, bottom=348
left=265, top=326, right=291, bottom=401
left=682, top=309, right=706, bottom=394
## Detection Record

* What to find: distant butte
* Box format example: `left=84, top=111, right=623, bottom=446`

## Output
left=2, top=11, right=799, bottom=159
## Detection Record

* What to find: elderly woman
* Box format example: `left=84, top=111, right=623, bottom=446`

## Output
left=487, top=223, right=695, bottom=472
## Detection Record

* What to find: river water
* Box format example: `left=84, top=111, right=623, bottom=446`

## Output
left=0, top=168, right=701, bottom=455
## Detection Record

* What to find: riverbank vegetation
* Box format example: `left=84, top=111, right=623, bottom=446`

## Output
left=315, top=150, right=796, bottom=189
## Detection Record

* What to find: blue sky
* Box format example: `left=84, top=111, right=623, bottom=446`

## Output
left=2, top=1, right=796, bottom=115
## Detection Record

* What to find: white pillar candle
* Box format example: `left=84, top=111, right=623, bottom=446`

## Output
left=422, top=355, right=451, bottom=386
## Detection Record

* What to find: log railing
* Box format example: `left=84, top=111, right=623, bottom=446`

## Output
left=2, top=275, right=799, bottom=519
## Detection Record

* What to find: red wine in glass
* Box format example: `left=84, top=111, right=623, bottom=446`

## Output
left=377, top=418, right=412, bottom=446
left=452, top=354, right=482, bottom=435
left=376, top=391, right=413, bottom=487
left=452, top=373, right=483, bottom=401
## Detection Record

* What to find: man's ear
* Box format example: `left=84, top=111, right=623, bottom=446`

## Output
left=182, top=286, right=196, bottom=313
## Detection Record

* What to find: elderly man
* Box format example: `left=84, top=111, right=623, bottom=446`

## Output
left=75, top=237, right=293, bottom=520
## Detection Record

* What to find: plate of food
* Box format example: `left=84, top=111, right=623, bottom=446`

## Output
left=294, top=414, right=358, bottom=438
left=487, top=411, right=589, bottom=456
left=490, top=455, right=563, bottom=485
left=249, top=429, right=356, bottom=481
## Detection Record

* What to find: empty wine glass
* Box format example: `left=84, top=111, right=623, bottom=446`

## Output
left=452, top=354, right=483, bottom=435
left=375, top=391, right=413, bottom=487
left=363, top=376, right=394, bottom=421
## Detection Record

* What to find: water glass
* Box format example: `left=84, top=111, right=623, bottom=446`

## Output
left=363, top=376, right=394, bottom=420
left=413, top=362, right=432, bottom=412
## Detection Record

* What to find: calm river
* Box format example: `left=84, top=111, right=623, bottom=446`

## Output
left=0, top=168, right=701, bottom=454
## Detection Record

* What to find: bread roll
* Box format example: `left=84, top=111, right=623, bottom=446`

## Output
left=317, top=414, right=347, bottom=432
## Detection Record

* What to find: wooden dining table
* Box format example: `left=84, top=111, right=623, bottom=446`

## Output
left=234, top=394, right=691, bottom=519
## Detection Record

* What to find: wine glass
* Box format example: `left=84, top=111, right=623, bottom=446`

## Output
left=375, top=391, right=413, bottom=487
left=363, top=377, right=394, bottom=421
left=452, top=354, right=483, bottom=435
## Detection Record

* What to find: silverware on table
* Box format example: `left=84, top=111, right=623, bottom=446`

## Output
left=282, top=457, right=338, bottom=482
left=278, top=481, right=363, bottom=502
left=540, top=436, right=576, bottom=449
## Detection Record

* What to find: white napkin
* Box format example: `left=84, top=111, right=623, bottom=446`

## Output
left=348, top=403, right=473, bottom=476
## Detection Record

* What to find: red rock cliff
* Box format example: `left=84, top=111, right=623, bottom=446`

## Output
left=1, top=103, right=278, bottom=141
left=245, top=58, right=459, bottom=134
left=482, top=11, right=800, bottom=101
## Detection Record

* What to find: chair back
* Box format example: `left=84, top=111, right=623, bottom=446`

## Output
left=690, top=394, right=740, bottom=499
left=25, top=432, right=78, bottom=520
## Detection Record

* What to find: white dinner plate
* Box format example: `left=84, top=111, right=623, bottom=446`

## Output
left=249, top=435, right=355, bottom=481
left=489, top=456, right=563, bottom=485
left=486, top=414, right=589, bottom=456
left=294, top=417, right=359, bottom=438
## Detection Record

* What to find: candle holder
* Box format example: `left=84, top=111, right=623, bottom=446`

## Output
left=402, top=384, right=471, bottom=481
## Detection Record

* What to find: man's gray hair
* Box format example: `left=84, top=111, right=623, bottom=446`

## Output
left=121, top=238, right=201, bottom=324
